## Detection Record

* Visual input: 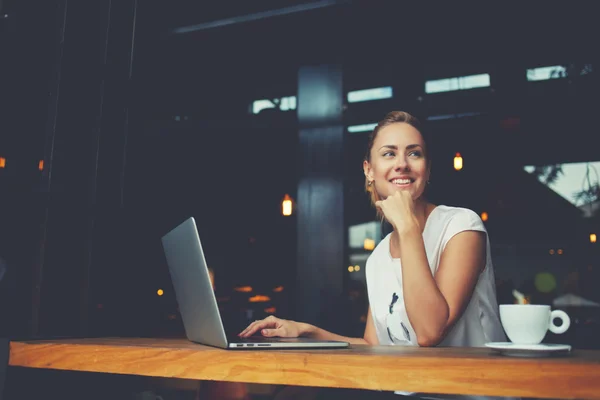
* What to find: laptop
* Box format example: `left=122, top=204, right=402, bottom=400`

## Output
left=161, top=217, right=349, bottom=350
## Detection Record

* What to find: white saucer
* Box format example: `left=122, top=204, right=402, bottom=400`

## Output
left=485, top=342, right=572, bottom=357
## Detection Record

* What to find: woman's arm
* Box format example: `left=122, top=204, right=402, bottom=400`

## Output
left=396, top=228, right=486, bottom=347
left=363, top=307, right=380, bottom=344
left=239, top=307, right=379, bottom=345
left=375, top=192, right=486, bottom=347
left=306, top=306, right=379, bottom=345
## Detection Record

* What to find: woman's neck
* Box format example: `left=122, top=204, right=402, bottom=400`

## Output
left=408, top=199, right=436, bottom=232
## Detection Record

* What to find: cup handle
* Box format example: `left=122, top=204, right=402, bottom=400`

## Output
left=549, top=310, right=570, bottom=334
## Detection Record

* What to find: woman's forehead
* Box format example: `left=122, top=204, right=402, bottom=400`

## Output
left=374, top=123, right=424, bottom=147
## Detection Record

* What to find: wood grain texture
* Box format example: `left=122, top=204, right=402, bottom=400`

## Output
left=9, top=338, right=600, bottom=399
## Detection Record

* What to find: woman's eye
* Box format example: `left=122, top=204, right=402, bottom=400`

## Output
left=408, top=151, right=422, bottom=157
left=383, top=151, right=395, bottom=157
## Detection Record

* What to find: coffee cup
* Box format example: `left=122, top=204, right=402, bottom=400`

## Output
left=499, top=304, right=570, bottom=345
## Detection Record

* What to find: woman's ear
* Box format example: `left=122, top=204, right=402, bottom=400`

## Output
left=363, top=160, right=373, bottom=182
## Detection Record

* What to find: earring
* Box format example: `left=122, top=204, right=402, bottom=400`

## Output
left=368, top=180, right=373, bottom=186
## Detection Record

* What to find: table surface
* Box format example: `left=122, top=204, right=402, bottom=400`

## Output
left=8, top=337, right=600, bottom=399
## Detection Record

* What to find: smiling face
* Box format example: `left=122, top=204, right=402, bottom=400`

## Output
left=363, top=122, right=430, bottom=202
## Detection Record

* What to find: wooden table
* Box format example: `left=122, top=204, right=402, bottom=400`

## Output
left=8, top=337, right=600, bottom=399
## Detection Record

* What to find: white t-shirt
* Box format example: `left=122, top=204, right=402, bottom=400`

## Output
left=365, top=205, right=511, bottom=400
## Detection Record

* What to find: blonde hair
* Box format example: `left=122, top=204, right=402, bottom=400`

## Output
left=364, top=111, right=429, bottom=214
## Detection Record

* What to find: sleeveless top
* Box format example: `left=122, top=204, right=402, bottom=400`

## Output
left=366, top=205, right=513, bottom=400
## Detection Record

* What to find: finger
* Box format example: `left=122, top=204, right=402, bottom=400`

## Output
left=239, top=320, right=264, bottom=337
left=240, top=321, right=265, bottom=337
left=242, top=321, right=277, bottom=337
left=241, top=317, right=280, bottom=336
left=261, top=327, right=285, bottom=337
left=240, top=323, right=260, bottom=337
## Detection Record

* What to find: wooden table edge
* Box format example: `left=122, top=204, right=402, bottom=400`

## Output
left=8, top=338, right=600, bottom=399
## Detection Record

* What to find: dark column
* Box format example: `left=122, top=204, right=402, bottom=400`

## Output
left=31, top=0, right=137, bottom=337
left=296, top=65, right=345, bottom=330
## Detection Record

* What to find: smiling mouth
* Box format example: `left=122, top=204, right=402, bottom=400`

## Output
left=390, top=178, right=414, bottom=186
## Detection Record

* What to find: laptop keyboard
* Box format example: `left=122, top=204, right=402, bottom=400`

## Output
left=231, top=336, right=311, bottom=343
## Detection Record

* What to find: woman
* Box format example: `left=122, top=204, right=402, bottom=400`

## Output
left=240, top=111, right=508, bottom=398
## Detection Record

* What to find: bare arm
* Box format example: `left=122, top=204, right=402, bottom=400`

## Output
left=397, top=228, right=486, bottom=347
left=363, top=307, right=380, bottom=344
left=302, top=324, right=367, bottom=345
left=305, top=306, right=378, bottom=345
left=239, top=307, right=379, bottom=345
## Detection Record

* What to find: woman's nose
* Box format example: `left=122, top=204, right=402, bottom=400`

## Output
left=394, top=156, right=409, bottom=170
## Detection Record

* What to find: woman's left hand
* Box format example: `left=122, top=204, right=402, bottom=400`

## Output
left=375, top=191, right=419, bottom=234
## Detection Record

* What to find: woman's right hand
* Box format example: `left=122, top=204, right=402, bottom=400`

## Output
left=238, top=315, right=308, bottom=338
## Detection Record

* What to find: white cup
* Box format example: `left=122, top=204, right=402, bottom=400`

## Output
left=499, top=304, right=570, bottom=345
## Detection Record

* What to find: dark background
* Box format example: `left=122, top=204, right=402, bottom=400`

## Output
left=0, top=0, right=598, bottom=349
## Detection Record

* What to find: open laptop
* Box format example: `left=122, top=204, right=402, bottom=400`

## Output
left=161, top=217, right=349, bottom=350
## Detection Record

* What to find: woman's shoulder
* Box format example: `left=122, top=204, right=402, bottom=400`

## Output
left=430, top=205, right=483, bottom=226
left=427, top=205, right=487, bottom=244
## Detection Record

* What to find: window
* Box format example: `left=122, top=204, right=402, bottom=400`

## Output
left=426, top=111, right=483, bottom=121
left=347, top=87, right=393, bottom=103
left=425, top=74, right=490, bottom=94
left=251, top=96, right=296, bottom=114
left=348, top=123, right=377, bottom=133
left=279, top=96, right=296, bottom=111
left=526, top=64, right=593, bottom=81
left=526, top=65, right=567, bottom=81
left=349, top=221, right=382, bottom=249
left=523, top=161, right=600, bottom=218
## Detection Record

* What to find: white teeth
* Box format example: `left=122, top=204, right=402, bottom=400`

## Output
left=392, top=179, right=411, bottom=185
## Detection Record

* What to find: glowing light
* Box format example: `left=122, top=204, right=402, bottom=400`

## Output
left=481, top=212, right=488, bottom=222
left=348, top=266, right=355, bottom=272
left=249, top=295, right=271, bottom=303
left=264, top=307, right=277, bottom=314
left=363, top=238, right=375, bottom=251
left=157, top=289, right=164, bottom=296
left=282, top=194, right=293, bottom=216
left=549, top=249, right=555, bottom=255
left=354, top=265, right=361, bottom=272
left=234, top=286, right=253, bottom=293
left=454, top=153, right=463, bottom=171
left=208, top=268, right=215, bottom=289
left=591, top=234, right=597, bottom=243
left=557, top=249, right=563, bottom=255
left=0, top=157, right=5, bottom=168
left=273, top=286, right=284, bottom=293
left=38, top=160, right=44, bottom=171
left=534, top=272, right=557, bottom=293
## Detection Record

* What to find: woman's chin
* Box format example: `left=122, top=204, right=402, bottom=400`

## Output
left=387, top=187, right=412, bottom=196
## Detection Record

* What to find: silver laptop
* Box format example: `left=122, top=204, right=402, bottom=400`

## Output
left=161, top=217, right=349, bottom=350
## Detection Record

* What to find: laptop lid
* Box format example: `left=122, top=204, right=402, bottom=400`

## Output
left=161, top=217, right=348, bottom=350
left=161, top=217, right=229, bottom=349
